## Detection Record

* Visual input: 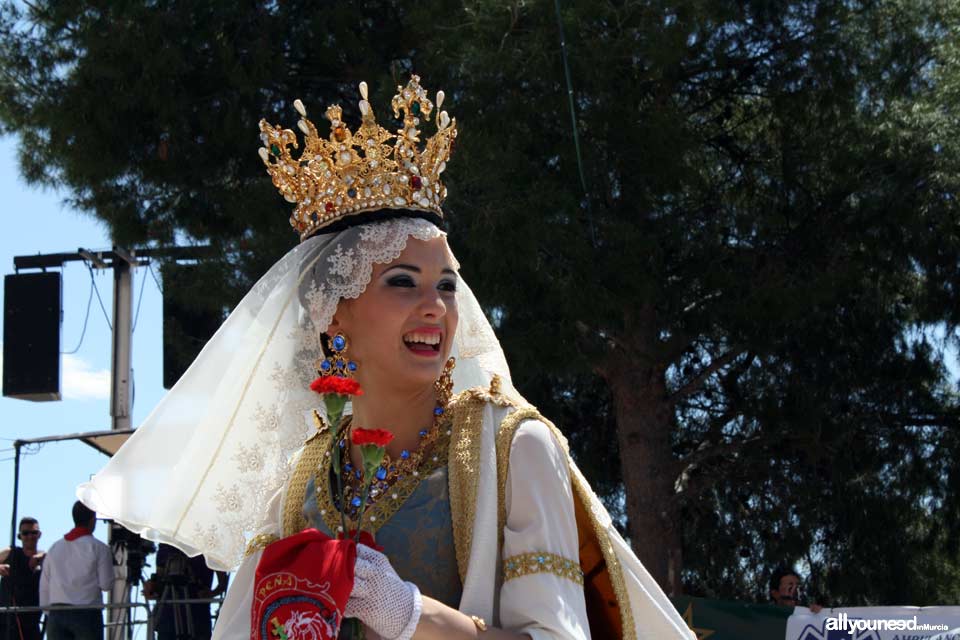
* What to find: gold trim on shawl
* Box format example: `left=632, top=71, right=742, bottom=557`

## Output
left=494, top=406, right=637, bottom=639
left=494, top=407, right=543, bottom=543
left=280, top=410, right=330, bottom=537
left=447, top=389, right=487, bottom=584
left=448, top=375, right=523, bottom=583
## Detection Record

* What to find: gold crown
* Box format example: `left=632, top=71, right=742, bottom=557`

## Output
left=258, top=75, right=457, bottom=240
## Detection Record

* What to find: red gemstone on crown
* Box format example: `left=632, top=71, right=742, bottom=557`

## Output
left=325, top=202, right=335, bottom=213
left=410, top=175, right=422, bottom=190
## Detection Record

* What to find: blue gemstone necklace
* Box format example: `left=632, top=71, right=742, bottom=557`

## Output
left=334, top=405, right=451, bottom=519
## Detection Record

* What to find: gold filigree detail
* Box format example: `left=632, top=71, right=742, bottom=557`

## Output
left=258, top=75, right=457, bottom=240
left=312, top=409, right=330, bottom=436
left=447, top=390, right=488, bottom=583
left=281, top=420, right=331, bottom=537
left=244, top=533, right=279, bottom=557
left=315, top=415, right=452, bottom=535
left=503, top=551, right=584, bottom=586
left=337, top=396, right=451, bottom=520
left=459, top=379, right=518, bottom=409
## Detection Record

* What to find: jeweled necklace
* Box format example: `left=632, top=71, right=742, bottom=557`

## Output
left=335, top=406, right=451, bottom=520
left=335, top=357, right=456, bottom=521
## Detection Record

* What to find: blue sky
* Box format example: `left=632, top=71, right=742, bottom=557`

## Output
left=0, top=133, right=168, bottom=552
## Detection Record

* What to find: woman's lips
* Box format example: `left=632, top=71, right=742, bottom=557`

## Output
left=403, top=327, right=442, bottom=357
left=405, top=342, right=440, bottom=356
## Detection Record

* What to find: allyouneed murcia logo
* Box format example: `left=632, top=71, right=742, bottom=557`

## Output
left=826, top=612, right=949, bottom=633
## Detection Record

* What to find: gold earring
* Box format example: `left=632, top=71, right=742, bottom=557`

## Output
left=434, top=357, right=456, bottom=411
left=316, top=332, right=358, bottom=377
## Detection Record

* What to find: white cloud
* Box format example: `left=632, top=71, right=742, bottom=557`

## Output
left=62, top=354, right=111, bottom=400
left=0, top=345, right=109, bottom=401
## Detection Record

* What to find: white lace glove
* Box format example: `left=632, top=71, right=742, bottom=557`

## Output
left=344, top=543, right=423, bottom=640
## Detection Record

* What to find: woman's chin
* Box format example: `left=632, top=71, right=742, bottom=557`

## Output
left=400, top=346, right=449, bottom=376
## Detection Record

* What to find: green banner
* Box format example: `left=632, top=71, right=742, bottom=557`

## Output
left=671, top=596, right=792, bottom=640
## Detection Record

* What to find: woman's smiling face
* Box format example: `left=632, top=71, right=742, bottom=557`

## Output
left=327, top=234, right=459, bottom=391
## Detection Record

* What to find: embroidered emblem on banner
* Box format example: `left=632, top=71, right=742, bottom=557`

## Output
left=253, top=571, right=341, bottom=640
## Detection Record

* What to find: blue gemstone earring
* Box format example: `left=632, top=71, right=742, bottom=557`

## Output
left=317, top=332, right=358, bottom=377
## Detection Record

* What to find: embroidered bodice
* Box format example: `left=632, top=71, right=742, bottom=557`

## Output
left=303, top=468, right=462, bottom=607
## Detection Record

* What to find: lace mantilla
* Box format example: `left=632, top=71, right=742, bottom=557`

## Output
left=78, top=215, right=514, bottom=572
left=205, top=219, right=445, bottom=566
left=301, top=218, right=446, bottom=339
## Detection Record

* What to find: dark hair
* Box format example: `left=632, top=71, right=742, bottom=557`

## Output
left=769, top=566, right=800, bottom=593
left=72, top=501, right=96, bottom=526
left=304, top=208, right=442, bottom=239
left=18, top=517, right=38, bottom=529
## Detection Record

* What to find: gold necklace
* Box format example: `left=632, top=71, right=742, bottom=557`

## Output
left=335, top=410, right=451, bottom=521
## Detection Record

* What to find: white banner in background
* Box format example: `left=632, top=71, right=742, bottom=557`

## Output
left=787, top=606, right=960, bottom=640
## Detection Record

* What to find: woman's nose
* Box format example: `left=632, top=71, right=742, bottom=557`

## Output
left=420, top=290, right=446, bottom=318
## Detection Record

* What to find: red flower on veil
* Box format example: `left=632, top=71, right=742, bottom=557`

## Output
left=310, top=376, right=363, bottom=397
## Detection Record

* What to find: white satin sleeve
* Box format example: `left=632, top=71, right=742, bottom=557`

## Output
left=212, top=485, right=284, bottom=640
left=499, top=420, right=591, bottom=640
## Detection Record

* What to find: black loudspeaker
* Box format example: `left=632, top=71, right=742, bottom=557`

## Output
left=3, top=272, right=62, bottom=401
left=162, top=263, right=225, bottom=389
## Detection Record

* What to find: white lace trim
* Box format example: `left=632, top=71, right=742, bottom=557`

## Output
left=304, top=218, right=444, bottom=336
left=78, top=216, right=509, bottom=571
left=184, top=218, right=444, bottom=567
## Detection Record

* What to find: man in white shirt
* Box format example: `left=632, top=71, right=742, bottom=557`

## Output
left=39, top=502, right=114, bottom=640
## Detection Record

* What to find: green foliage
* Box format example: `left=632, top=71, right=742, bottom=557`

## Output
left=2, top=0, right=960, bottom=604
left=441, top=0, right=960, bottom=603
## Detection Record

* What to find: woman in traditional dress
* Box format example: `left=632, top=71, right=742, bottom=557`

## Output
left=78, top=75, right=694, bottom=640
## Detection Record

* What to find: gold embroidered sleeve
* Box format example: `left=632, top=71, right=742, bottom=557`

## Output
left=244, top=533, right=279, bottom=557
left=503, top=551, right=584, bottom=586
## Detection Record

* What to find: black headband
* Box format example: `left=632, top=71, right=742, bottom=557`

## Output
left=304, top=208, right=444, bottom=239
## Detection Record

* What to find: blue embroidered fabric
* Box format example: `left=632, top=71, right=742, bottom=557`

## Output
left=303, top=465, right=462, bottom=638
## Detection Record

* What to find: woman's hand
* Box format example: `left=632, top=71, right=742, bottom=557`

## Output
left=345, top=543, right=422, bottom=640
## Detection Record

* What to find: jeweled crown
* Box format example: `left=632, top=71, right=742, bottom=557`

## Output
left=258, top=75, right=457, bottom=240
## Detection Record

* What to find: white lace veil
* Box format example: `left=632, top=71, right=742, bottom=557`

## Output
left=77, top=217, right=510, bottom=571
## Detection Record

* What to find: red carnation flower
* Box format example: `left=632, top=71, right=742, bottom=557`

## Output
left=351, top=428, right=394, bottom=448
left=310, top=376, right=363, bottom=397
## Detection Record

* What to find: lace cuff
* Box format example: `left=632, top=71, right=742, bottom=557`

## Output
left=503, top=551, right=583, bottom=586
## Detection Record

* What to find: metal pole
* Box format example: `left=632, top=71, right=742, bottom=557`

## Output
left=10, top=441, right=21, bottom=549
left=6, top=447, right=19, bottom=640
left=110, top=249, right=134, bottom=431
left=109, top=248, right=135, bottom=640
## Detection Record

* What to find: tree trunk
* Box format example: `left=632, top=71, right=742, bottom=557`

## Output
left=603, top=350, right=683, bottom=596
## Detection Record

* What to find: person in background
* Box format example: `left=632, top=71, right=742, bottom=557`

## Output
left=770, top=567, right=823, bottom=613
left=39, top=502, right=114, bottom=640
left=143, top=544, right=228, bottom=640
left=0, top=517, right=45, bottom=640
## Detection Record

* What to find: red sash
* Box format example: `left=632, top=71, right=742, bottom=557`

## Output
left=251, top=528, right=356, bottom=640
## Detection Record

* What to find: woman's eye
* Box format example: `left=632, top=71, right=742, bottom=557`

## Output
left=438, top=279, right=458, bottom=293
left=387, top=275, right=416, bottom=287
